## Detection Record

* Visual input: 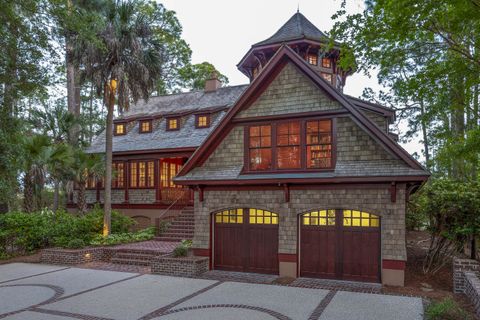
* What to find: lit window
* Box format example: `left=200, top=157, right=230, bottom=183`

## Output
left=138, top=162, right=146, bottom=187
left=302, top=210, right=335, bottom=226
left=147, top=162, right=155, bottom=187
left=215, top=209, right=244, bottom=224
left=130, top=162, right=137, bottom=187
left=343, top=210, right=379, bottom=227
left=322, top=58, right=332, bottom=68
left=139, top=120, right=151, bottom=133
left=114, top=123, right=126, bottom=135
left=252, top=66, right=260, bottom=78
left=277, top=121, right=301, bottom=169
left=130, top=161, right=155, bottom=188
left=307, top=53, right=318, bottom=65
left=112, top=162, right=124, bottom=188
left=321, top=72, right=333, bottom=84
left=196, top=115, right=210, bottom=128
left=306, top=120, right=332, bottom=168
left=249, top=209, right=278, bottom=224
left=249, top=125, right=272, bottom=170
left=160, top=160, right=182, bottom=188
left=167, top=118, right=179, bottom=130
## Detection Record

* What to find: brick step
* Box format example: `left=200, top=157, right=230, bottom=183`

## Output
left=166, top=226, right=194, bottom=232
left=161, top=233, right=193, bottom=239
left=169, top=222, right=194, bottom=228
left=110, top=257, right=151, bottom=266
left=113, top=248, right=167, bottom=255
left=113, top=252, right=157, bottom=261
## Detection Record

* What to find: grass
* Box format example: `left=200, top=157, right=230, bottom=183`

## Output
left=425, top=298, right=472, bottom=320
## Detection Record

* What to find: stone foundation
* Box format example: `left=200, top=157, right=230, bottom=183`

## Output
left=453, top=258, right=480, bottom=317
left=151, top=254, right=209, bottom=277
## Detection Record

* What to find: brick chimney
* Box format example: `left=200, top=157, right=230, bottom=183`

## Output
left=204, top=72, right=222, bottom=92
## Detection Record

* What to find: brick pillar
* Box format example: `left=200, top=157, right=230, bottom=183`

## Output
left=453, top=258, right=480, bottom=293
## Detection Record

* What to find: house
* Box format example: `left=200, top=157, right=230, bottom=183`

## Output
left=72, top=12, right=430, bottom=286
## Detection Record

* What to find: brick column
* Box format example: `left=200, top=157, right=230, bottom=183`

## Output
left=453, top=258, right=480, bottom=293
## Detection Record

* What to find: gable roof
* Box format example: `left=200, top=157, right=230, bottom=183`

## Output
left=253, top=12, right=328, bottom=47
left=178, top=45, right=427, bottom=179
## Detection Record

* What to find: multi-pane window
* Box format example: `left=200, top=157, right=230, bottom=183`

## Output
left=277, top=121, right=301, bottom=169
left=248, top=209, right=278, bottom=224
left=139, top=120, right=152, bottom=133
left=160, top=160, right=182, bottom=188
left=322, top=58, right=332, bottom=68
left=306, top=120, right=332, bottom=169
left=130, top=161, right=155, bottom=188
left=167, top=118, right=179, bottom=130
left=321, top=72, right=333, bottom=84
left=112, top=162, right=125, bottom=188
left=114, top=123, right=126, bottom=135
left=196, top=115, right=210, bottom=128
left=307, top=53, right=318, bottom=65
left=249, top=125, right=272, bottom=170
left=252, top=66, right=260, bottom=78
left=343, top=210, right=380, bottom=227
left=215, top=209, right=244, bottom=224
left=302, top=210, right=336, bottom=226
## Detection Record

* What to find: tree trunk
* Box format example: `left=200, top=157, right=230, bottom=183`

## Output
left=77, top=183, right=87, bottom=214
left=103, top=88, right=114, bottom=236
left=53, top=180, right=60, bottom=212
left=23, top=174, right=34, bottom=213
left=419, top=100, right=431, bottom=169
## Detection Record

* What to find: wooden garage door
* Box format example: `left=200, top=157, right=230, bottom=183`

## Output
left=214, top=208, right=279, bottom=274
left=300, top=209, right=380, bottom=282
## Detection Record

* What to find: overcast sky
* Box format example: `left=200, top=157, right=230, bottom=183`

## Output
left=160, top=0, right=423, bottom=158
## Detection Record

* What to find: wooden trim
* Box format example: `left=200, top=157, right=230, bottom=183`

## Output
left=124, top=161, right=129, bottom=203
left=283, top=184, right=290, bottom=202
left=390, top=182, right=397, bottom=203
left=110, top=147, right=196, bottom=157
left=382, top=259, right=406, bottom=270
left=193, top=248, right=210, bottom=257
left=278, top=253, right=297, bottom=262
left=198, top=186, right=204, bottom=202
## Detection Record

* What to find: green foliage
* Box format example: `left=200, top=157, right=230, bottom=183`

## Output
left=156, top=220, right=171, bottom=236
left=89, top=227, right=155, bottom=246
left=0, top=207, right=135, bottom=255
left=179, top=62, right=229, bottom=91
left=173, top=239, right=192, bottom=257
left=425, top=297, right=471, bottom=320
left=65, top=239, right=86, bottom=249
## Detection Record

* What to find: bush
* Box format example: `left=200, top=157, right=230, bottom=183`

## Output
left=89, top=227, right=155, bottom=246
left=0, top=206, right=135, bottom=256
left=425, top=298, right=471, bottom=320
left=65, top=239, right=86, bottom=249
left=173, top=239, right=192, bottom=257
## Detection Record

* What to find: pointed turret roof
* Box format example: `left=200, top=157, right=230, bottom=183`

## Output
left=253, top=12, right=328, bottom=47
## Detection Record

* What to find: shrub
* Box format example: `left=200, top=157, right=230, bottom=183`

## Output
left=65, top=239, right=86, bottom=249
left=89, top=227, right=155, bottom=246
left=173, top=239, right=192, bottom=257
left=425, top=298, right=471, bottom=320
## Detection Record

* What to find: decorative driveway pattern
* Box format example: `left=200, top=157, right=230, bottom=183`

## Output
left=0, top=263, right=423, bottom=320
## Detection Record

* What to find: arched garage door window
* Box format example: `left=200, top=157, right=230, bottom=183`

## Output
left=213, top=208, right=279, bottom=274
left=300, top=209, right=380, bottom=282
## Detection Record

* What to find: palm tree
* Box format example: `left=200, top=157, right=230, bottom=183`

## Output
left=82, top=0, right=162, bottom=235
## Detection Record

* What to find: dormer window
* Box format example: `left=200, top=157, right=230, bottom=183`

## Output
left=322, top=58, right=332, bottom=68
left=307, top=53, right=318, bottom=65
left=196, top=115, right=210, bottom=128
left=167, top=118, right=179, bottom=131
left=321, top=72, right=333, bottom=84
left=252, top=66, right=260, bottom=78
left=114, top=123, right=126, bottom=135
left=139, top=120, right=152, bottom=133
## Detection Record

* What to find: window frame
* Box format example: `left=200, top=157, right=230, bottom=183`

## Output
left=247, top=124, right=273, bottom=171
left=139, top=119, right=153, bottom=133
left=321, top=57, right=332, bottom=69
left=195, top=114, right=211, bottom=128
left=114, top=122, right=127, bottom=136
left=166, top=117, right=180, bottom=131
left=111, top=162, right=126, bottom=189
left=243, top=117, right=336, bottom=173
left=307, top=53, right=318, bottom=66
left=128, top=160, right=156, bottom=189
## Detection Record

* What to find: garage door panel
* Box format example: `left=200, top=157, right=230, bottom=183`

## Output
left=214, top=224, right=244, bottom=271
left=342, top=228, right=380, bottom=282
left=300, top=227, right=336, bottom=278
left=247, top=226, right=278, bottom=274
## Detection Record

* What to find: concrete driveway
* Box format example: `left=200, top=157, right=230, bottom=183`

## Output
left=0, top=263, right=423, bottom=320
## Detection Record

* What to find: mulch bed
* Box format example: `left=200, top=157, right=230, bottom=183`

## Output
left=383, top=231, right=478, bottom=319
left=0, top=252, right=42, bottom=265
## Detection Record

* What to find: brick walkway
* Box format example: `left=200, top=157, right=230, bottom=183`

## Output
left=288, top=277, right=382, bottom=293
left=111, top=240, right=179, bottom=253
left=200, top=270, right=278, bottom=284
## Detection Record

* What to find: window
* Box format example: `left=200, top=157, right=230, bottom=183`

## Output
left=129, top=160, right=155, bottom=188
left=112, top=162, right=125, bottom=188
left=343, top=210, right=379, bottom=227
left=215, top=209, right=244, bottom=224
left=114, top=123, right=126, bottom=135
left=322, top=58, right=332, bottom=68
left=321, top=72, right=333, bottom=84
left=139, top=120, right=152, bottom=133
left=196, top=115, right=210, bottom=128
left=160, top=159, right=182, bottom=188
left=307, top=53, right=318, bottom=65
left=246, top=119, right=333, bottom=172
left=302, top=210, right=336, bottom=226
left=249, top=209, right=278, bottom=224
left=167, top=118, right=179, bottom=130
left=306, top=120, right=332, bottom=168
left=248, top=125, right=272, bottom=170
left=85, top=175, right=97, bottom=189
left=277, top=121, right=301, bottom=169
left=252, top=65, right=260, bottom=78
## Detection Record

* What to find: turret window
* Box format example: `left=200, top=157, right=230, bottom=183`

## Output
left=322, top=58, right=332, bottom=68
left=321, top=72, right=333, bottom=84
left=307, top=53, right=318, bottom=65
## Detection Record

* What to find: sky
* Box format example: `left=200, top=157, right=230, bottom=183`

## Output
left=160, top=0, right=422, bottom=158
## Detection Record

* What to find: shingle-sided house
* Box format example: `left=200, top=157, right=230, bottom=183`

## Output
left=73, top=12, right=429, bottom=286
